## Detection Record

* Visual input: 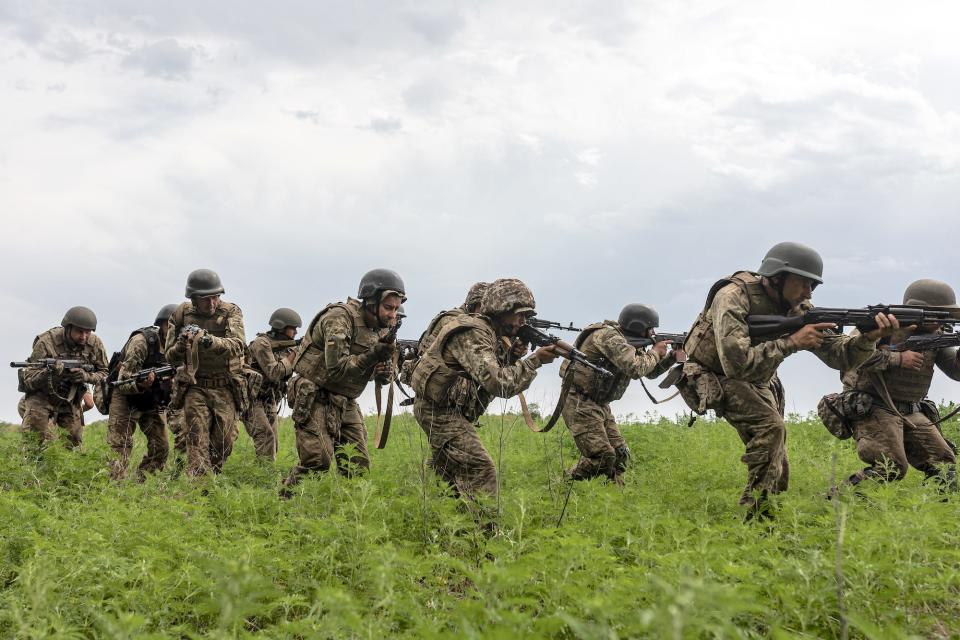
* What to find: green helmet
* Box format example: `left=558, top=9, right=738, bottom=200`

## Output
left=618, top=304, right=659, bottom=337
left=397, top=305, right=407, bottom=319
left=903, top=279, right=958, bottom=308
left=480, top=278, right=536, bottom=317
left=463, top=282, right=489, bottom=313
left=269, top=307, right=303, bottom=330
left=185, top=269, right=225, bottom=298
left=357, top=268, right=406, bottom=302
left=61, top=306, right=97, bottom=331
left=756, top=242, right=823, bottom=284
left=154, top=304, right=178, bottom=325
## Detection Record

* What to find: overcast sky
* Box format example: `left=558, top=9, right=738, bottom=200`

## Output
left=2, top=1, right=959, bottom=424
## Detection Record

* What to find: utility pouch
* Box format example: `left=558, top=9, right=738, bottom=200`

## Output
left=93, top=381, right=111, bottom=415
left=291, top=377, right=319, bottom=425
left=230, top=374, right=249, bottom=413
left=677, top=362, right=725, bottom=416
left=244, top=369, right=264, bottom=405
left=817, top=393, right=853, bottom=440
left=919, top=399, right=940, bottom=425
left=168, top=373, right=188, bottom=410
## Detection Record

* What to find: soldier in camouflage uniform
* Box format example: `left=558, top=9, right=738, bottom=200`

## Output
left=838, top=279, right=959, bottom=488
left=19, top=306, right=109, bottom=453
left=243, top=308, right=301, bottom=459
left=106, top=304, right=178, bottom=481
left=282, top=269, right=405, bottom=490
left=164, top=269, right=247, bottom=477
left=561, top=304, right=680, bottom=482
left=679, top=242, right=898, bottom=518
left=411, top=278, right=558, bottom=500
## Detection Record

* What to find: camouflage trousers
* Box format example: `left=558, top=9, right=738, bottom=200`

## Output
left=413, top=399, right=498, bottom=499
left=166, top=407, right=187, bottom=455
left=562, top=391, right=628, bottom=481
left=242, top=399, right=279, bottom=460
left=106, top=393, right=168, bottom=481
left=849, top=406, right=956, bottom=482
left=284, top=392, right=368, bottom=487
left=721, top=376, right=788, bottom=506
left=20, top=393, right=84, bottom=453
left=183, top=385, right=239, bottom=477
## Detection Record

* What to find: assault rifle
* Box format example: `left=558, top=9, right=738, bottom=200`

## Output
left=528, top=318, right=582, bottom=332
left=747, top=305, right=960, bottom=339
left=517, top=324, right=613, bottom=378
left=10, top=359, right=96, bottom=372
left=111, top=364, right=177, bottom=387
left=626, top=332, right=688, bottom=349
left=397, top=339, right=419, bottom=361
left=180, top=324, right=202, bottom=338
left=892, top=332, right=960, bottom=352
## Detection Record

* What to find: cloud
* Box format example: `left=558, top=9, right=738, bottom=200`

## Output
left=363, top=116, right=403, bottom=135
left=122, top=38, right=203, bottom=80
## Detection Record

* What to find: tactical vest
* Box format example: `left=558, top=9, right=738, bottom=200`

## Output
left=684, top=271, right=779, bottom=376
left=402, top=309, right=465, bottom=384
left=109, top=326, right=167, bottom=411
left=847, top=343, right=937, bottom=403
left=559, top=321, right=633, bottom=404
left=173, top=301, right=243, bottom=377
left=411, top=314, right=495, bottom=417
left=293, top=299, right=382, bottom=399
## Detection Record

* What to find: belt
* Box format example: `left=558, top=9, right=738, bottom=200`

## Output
left=193, top=376, right=232, bottom=389
left=870, top=394, right=921, bottom=415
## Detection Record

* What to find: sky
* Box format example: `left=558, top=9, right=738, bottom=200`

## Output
left=1, top=0, right=959, bottom=424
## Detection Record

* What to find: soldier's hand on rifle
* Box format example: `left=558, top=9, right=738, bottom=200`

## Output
left=371, top=342, right=394, bottom=361
left=52, top=360, right=66, bottom=376
left=673, top=347, right=688, bottom=363
left=651, top=340, right=671, bottom=359
left=373, top=361, right=392, bottom=379
left=67, top=368, right=86, bottom=384
left=862, top=312, right=901, bottom=341
left=898, top=350, right=924, bottom=371
left=285, top=349, right=297, bottom=363
left=533, top=345, right=560, bottom=364
left=511, top=339, right=529, bottom=358
left=788, top=322, right=837, bottom=350
left=137, top=370, right=157, bottom=390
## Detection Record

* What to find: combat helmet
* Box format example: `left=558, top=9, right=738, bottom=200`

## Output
left=480, top=278, right=536, bottom=317
left=357, top=268, right=407, bottom=302
left=269, top=308, right=303, bottom=330
left=903, top=279, right=958, bottom=308
left=185, top=269, right=225, bottom=298
left=756, top=242, right=824, bottom=284
left=155, top=304, right=178, bottom=326
left=61, top=306, right=97, bottom=331
left=463, top=282, right=490, bottom=313
left=396, top=305, right=407, bottom=320
left=618, top=304, right=660, bottom=337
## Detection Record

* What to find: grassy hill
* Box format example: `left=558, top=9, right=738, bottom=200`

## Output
left=1, top=410, right=958, bottom=639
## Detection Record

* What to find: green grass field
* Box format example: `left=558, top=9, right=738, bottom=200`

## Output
left=1, top=409, right=959, bottom=639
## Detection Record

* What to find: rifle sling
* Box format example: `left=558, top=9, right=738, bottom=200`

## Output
left=639, top=378, right=681, bottom=405
left=373, top=380, right=395, bottom=449
left=530, top=369, right=574, bottom=434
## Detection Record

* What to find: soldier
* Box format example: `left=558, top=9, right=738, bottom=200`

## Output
left=282, top=269, right=405, bottom=490
left=164, top=269, right=247, bottom=477
left=243, top=308, right=301, bottom=459
left=19, top=306, right=109, bottom=453
left=678, top=242, right=898, bottom=519
left=106, top=304, right=178, bottom=481
left=837, top=279, right=959, bottom=489
left=561, top=304, right=681, bottom=483
left=410, top=278, right=558, bottom=503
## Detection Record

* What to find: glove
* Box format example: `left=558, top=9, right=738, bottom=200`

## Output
left=67, top=368, right=87, bottom=384
left=51, top=361, right=66, bottom=376
left=200, top=333, right=214, bottom=348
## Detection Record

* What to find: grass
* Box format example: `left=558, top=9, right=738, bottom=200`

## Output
left=1, top=406, right=959, bottom=639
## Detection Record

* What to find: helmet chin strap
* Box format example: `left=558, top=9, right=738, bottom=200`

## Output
left=773, top=275, right=790, bottom=312
left=364, top=293, right=389, bottom=328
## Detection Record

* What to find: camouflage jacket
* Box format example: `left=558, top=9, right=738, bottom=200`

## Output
left=164, top=301, right=246, bottom=377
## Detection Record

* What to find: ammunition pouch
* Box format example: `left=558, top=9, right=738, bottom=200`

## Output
left=676, top=362, right=725, bottom=416
left=290, top=376, right=319, bottom=425
left=244, top=369, right=264, bottom=406
left=919, top=399, right=940, bottom=425
left=817, top=390, right=874, bottom=440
